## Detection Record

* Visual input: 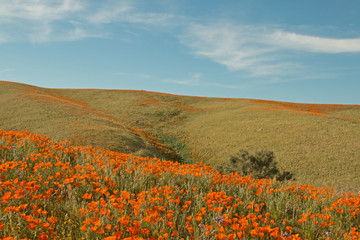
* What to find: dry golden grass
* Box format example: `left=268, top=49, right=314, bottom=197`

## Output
left=1, top=80, right=359, bottom=192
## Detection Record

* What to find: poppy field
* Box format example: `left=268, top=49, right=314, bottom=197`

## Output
left=1, top=129, right=360, bottom=239
left=1, top=81, right=360, bottom=192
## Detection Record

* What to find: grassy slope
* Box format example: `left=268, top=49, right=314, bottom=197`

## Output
left=1, top=81, right=360, bottom=192
left=0, top=81, right=164, bottom=157
left=3, top=130, right=360, bottom=239
left=184, top=99, right=360, bottom=193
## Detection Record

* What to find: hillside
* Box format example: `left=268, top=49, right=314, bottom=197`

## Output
left=1, top=81, right=360, bottom=192
left=1, top=129, right=360, bottom=239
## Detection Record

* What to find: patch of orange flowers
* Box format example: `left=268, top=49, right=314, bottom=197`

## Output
left=0, top=129, right=360, bottom=239
left=249, top=99, right=360, bottom=123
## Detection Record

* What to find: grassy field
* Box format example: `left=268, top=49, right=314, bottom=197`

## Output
left=0, top=81, right=360, bottom=192
left=1, top=129, right=360, bottom=239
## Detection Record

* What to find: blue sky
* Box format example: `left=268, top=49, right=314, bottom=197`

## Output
left=0, top=0, right=359, bottom=104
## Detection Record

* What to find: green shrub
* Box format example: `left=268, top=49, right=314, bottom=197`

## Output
left=230, top=149, right=294, bottom=181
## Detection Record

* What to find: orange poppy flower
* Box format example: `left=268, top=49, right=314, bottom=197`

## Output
left=82, top=193, right=92, bottom=199
left=27, top=223, right=37, bottom=230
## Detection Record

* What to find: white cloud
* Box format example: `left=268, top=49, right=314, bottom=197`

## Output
left=0, top=34, right=6, bottom=43
left=0, top=68, right=15, bottom=79
left=267, top=31, right=360, bottom=53
left=88, top=1, right=178, bottom=26
left=0, top=0, right=85, bottom=22
left=29, top=21, right=106, bottom=43
left=0, top=0, right=185, bottom=43
left=180, top=22, right=360, bottom=77
left=116, top=71, right=242, bottom=90
left=0, top=0, right=94, bottom=42
left=165, top=72, right=202, bottom=86
left=87, top=1, right=134, bottom=24
left=120, top=12, right=179, bottom=26
left=180, top=22, right=298, bottom=76
left=116, top=72, right=153, bottom=79
left=0, top=68, right=14, bottom=73
left=164, top=72, right=244, bottom=89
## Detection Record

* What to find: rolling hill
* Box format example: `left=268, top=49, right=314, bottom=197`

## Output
left=1, top=80, right=359, bottom=192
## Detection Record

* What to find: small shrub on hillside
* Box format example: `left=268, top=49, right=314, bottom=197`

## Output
left=230, top=149, right=294, bottom=181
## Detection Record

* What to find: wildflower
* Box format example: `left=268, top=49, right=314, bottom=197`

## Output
left=325, top=231, right=332, bottom=238
left=38, top=234, right=49, bottom=240
left=184, top=200, right=192, bottom=205
left=47, top=217, right=58, bottom=224
left=171, top=230, right=178, bottom=237
left=1, top=191, right=12, bottom=203
left=166, top=221, right=175, bottom=227
left=28, top=223, right=37, bottom=230
left=20, top=204, right=28, bottom=210
left=104, top=237, right=116, bottom=240
left=281, top=231, right=291, bottom=237
left=213, top=216, right=225, bottom=225
left=82, top=193, right=92, bottom=199
left=185, top=226, right=194, bottom=233
left=41, top=223, right=50, bottom=229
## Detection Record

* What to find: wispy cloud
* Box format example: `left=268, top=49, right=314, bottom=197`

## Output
left=0, top=0, right=94, bottom=42
left=0, top=34, right=6, bottom=43
left=0, top=68, right=15, bottom=80
left=165, top=72, right=244, bottom=89
left=87, top=1, right=134, bottom=24
left=180, top=22, right=360, bottom=77
left=87, top=1, right=178, bottom=26
left=0, top=0, right=184, bottom=43
left=116, top=72, right=153, bottom=79
left=119, top=12, right=180, bottom=26
left=0, top=0, right=85, bottom=22
left=0, top=68, right=14, bottom=73
left=267, top=31, right=360, bottom=53
left=165, top=72, right=202, bottom=86
left=180, top=22, right=299, bottom=76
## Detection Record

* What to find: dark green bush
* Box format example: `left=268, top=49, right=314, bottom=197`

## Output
left=229, top=149, right=294, bottom=181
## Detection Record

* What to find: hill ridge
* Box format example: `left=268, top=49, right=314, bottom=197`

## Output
left=1, top=80, right=359, bottom=192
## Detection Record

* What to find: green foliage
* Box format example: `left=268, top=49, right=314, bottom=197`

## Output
left=157, top=132, right=192, bottom=164
left=230, top=149, right=294, bottom=181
